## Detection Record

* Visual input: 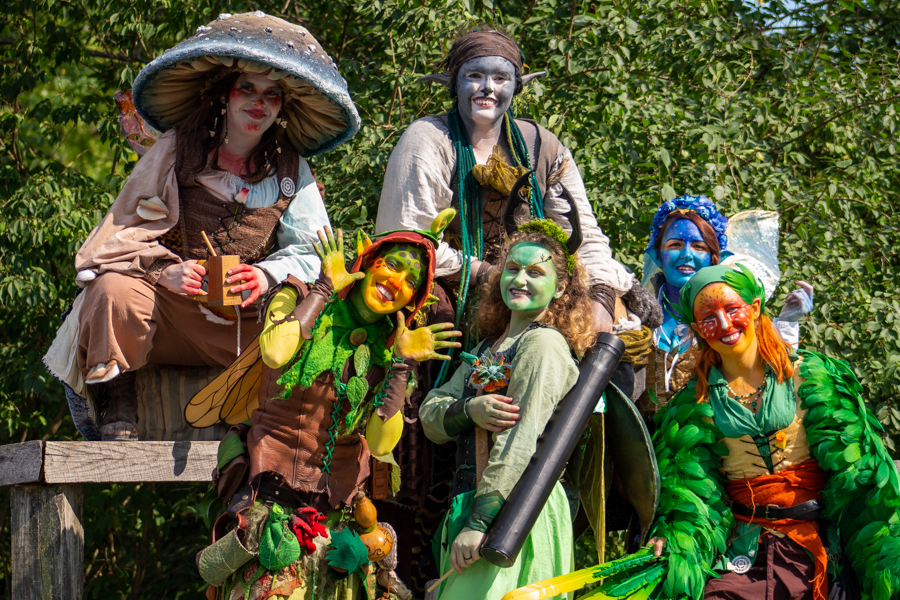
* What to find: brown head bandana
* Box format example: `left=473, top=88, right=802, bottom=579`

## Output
left=441, top=29, right=523, bottom=79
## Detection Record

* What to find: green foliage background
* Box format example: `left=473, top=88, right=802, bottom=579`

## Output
left=2, top=0, right=900, bottom=596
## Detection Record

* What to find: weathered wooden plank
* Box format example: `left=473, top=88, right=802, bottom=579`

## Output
left=0, top=441, right=44, bottom=488
left=12, top=484, right=84, bottom=600
left=43, top=441, right=218, bottom=484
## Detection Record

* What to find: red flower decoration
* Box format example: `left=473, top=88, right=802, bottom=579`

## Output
left=290, top=507, right=328, bottom=555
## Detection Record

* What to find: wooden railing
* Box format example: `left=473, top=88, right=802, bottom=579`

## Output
left=1, top=440, right=218, bottom=599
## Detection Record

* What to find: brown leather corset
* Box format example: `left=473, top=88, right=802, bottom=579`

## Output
left=161, top=137, right=300, bottom=264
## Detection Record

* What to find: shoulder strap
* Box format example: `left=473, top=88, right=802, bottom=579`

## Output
left=514, top=118, right=562, bottom=198
left=275, top=140, right=301, bottom=202
left=504, top=321, right=551, bottom=358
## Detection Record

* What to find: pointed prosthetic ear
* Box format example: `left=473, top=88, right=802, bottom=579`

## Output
left=750, top=297, right=762, bottom=320
left=356, top=231, right=373, bottom=256
left=430, top=208, right=457, bottom=238
left=418, top=73, right=452, bottom=88
left=521, top=71, right=547, bottom=86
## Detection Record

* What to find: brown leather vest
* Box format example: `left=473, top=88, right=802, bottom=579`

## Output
left=637, top=344, right=700, bottom=418
left=161, top=137, right=300, bottom=264
left=444, top=118, right=561, bottom=265
left=247, top=364, right=376, bottom=512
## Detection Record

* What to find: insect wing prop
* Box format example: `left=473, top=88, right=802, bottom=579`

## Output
left=185, top=337, right=263, bottom=427
left=114, top=89, right=161, bottom=156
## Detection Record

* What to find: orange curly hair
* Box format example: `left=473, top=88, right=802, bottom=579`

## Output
left=476, top=231, right=596, bottom=356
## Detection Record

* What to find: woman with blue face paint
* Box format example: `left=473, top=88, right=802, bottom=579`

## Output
left=635, top=196, right=814, bottom=418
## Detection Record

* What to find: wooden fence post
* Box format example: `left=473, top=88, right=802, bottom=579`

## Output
left=11, top=483, right=84, bottom=600
left=2, top=440, right=217, bottom=600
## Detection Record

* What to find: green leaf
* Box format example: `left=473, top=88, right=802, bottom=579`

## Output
left=354, top=344, right=371, bottom=376
left=659, top=148, right=671, bottom=169
left=346, top=376, right=370, bottom=409
left=624, top=18, right=639, bottom=35
left=661, top=183, right=677, bottom=201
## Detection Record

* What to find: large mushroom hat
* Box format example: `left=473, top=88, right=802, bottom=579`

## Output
left=132, top=11, right=361, bottom=157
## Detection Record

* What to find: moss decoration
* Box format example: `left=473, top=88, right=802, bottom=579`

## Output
left=517, top=218, right=577, bottom=275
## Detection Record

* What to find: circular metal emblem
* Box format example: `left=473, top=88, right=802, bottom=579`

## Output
left=280, top=177, right=296, bottom=197
left=731, top=555, right=752, bottom=574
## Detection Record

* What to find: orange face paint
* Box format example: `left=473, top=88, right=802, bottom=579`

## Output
left=692, top=283, right=758, bottom=354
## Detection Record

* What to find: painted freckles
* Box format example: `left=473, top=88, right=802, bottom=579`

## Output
left=692, top=283, right=757, bottom=354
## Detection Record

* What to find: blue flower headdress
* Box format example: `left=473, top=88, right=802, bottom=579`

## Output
left=646, top=195, right=729, bottom=253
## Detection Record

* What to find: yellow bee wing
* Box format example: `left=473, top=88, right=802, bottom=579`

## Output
left=184, top=337, right=263, bottom=428
left=219, top=341, right=263, bottom=425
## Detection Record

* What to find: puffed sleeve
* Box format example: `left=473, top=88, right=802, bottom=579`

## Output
left=255, top=158, right=330, bottom=284
left=543, top=147, right=635, bottom=295
left=375, top=116, right=465, bottom=280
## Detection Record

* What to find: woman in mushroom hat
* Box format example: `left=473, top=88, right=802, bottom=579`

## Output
left=44, top=11, right=360, bottom=441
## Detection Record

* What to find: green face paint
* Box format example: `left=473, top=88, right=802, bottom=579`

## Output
left=500, top=242, right=560, bottom=317
left=350, top=243, right=427, bottom=323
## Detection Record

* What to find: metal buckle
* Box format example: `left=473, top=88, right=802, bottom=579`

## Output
left=764, top=504, right=781, bottom=520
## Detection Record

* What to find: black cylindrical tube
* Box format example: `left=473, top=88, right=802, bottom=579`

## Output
left=480, top=332, right=625, bottom=567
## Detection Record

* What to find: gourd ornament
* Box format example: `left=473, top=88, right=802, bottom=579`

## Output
left=352, top=494, right=394, bottom=562
left=353, top=495, right=378, bottom=531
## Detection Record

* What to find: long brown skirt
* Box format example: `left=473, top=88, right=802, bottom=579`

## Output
left=704, top=533, right=816, bottom=600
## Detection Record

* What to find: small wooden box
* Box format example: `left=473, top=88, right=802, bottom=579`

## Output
left=207, top=255, right=242, bottom=306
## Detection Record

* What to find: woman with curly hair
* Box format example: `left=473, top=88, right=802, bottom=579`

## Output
left=419, top=219, right=594, bottom=600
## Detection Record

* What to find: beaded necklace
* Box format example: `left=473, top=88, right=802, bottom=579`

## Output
left=726, top=367, right=771, bottom=410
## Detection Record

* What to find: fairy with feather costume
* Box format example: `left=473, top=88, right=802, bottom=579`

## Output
left=185, top=213, right=461, bottom=600
left=504, top=264, right=900, bottom=600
